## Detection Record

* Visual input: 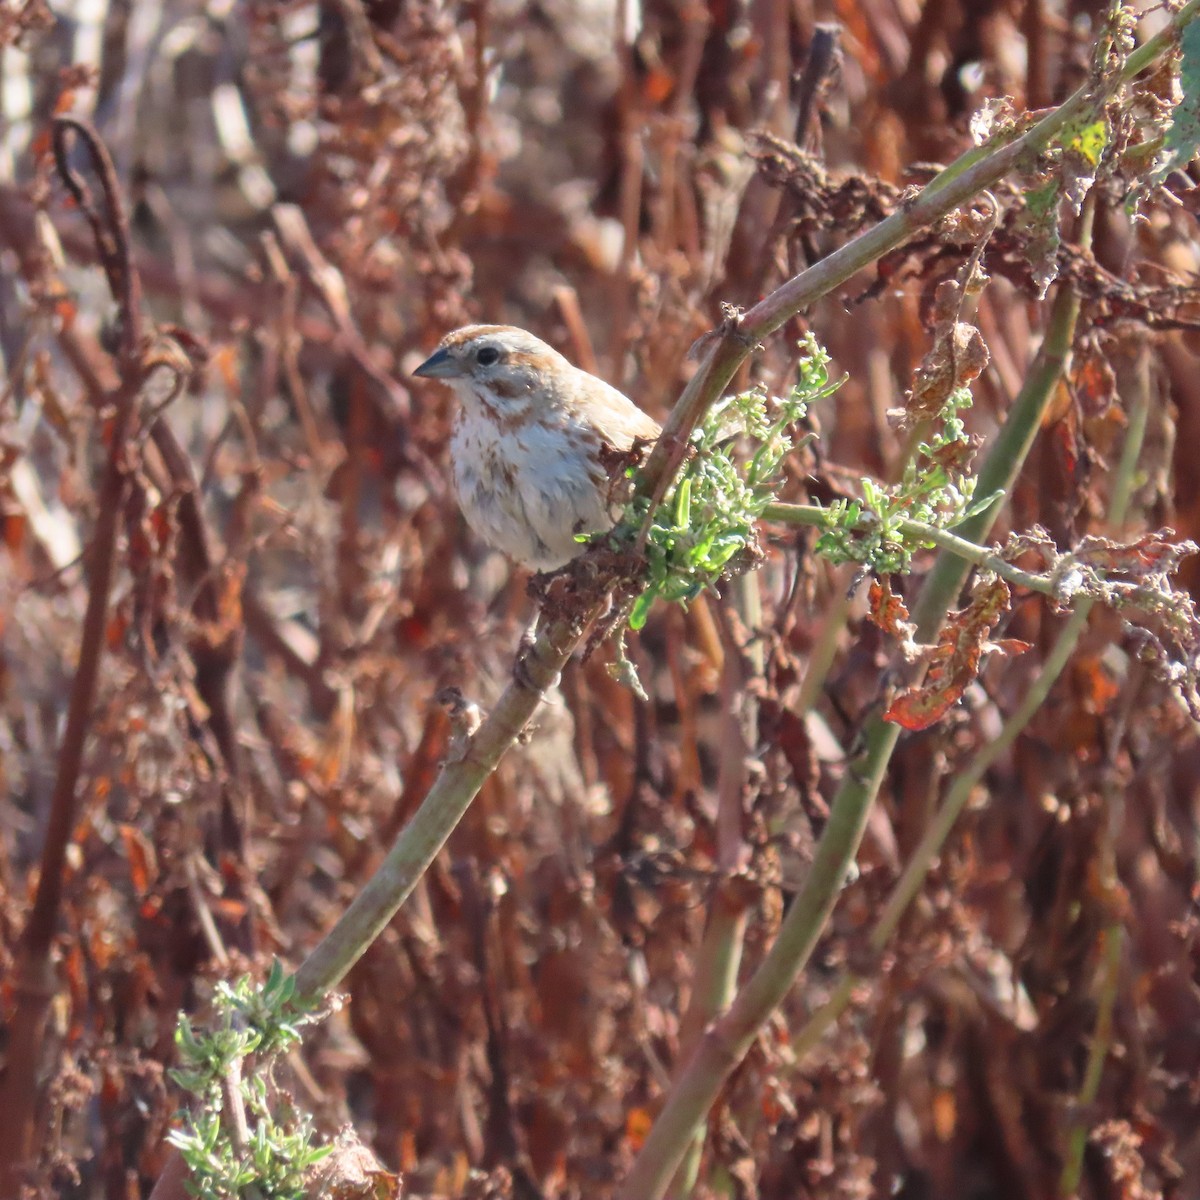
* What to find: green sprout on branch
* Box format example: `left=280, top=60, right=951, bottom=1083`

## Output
left=168, top=962, right=330, bottom=1200
left=815, top=385, right=997, bottom=576
left=619, top=333, right=841, bottom=631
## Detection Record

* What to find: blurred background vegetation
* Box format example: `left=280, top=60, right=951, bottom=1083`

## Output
left=1, top=1, right=1199, bottom=1197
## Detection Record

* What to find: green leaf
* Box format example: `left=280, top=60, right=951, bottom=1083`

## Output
left=1059, top=115, right=1109, bottom=213
left=606, top=337, right=840, bottom=663
left=175, top=1016, right=201, bottom=1061
left=628, top=591, right=654, bottom=631
left=673, top=476, right=692, bottom=530
left=1067, top=118, right=1108, bottom=166
left=957, top=489, right=1005, bottom=522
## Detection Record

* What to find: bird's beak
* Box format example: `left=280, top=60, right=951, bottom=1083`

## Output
left=412, top=347, right=461, bottom=379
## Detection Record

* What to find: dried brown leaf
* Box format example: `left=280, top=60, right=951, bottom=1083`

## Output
left=885, top=577, right=1030, bottom=731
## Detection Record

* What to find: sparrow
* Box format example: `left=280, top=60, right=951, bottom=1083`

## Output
left=414, top=325, right=660, bottom=571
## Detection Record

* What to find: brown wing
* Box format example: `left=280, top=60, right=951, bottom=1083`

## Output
left=575, top=375, right=661, bottom=450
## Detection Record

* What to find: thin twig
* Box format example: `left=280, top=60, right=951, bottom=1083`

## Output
left=0, top=116, right=148, bottom=1194
left=665, top=581, right=759, bottom=1199
left=52, top=116, right=143, bottom=362
left=763, top=502, right=1064, bottom=597
left=1059, top=926, right=1124, bottom=1197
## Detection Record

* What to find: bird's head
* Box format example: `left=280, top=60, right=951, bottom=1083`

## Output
left=413, top=325, right=571, bottom=419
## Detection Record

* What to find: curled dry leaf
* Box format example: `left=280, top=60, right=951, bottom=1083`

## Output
left=1002, top=527, right=1200, bottom=717
left=303, top=1130, right=399, bottom=1200
left=902, top=279, right=990, bottom=423
left=867, top=576, right=915, bottom=643
left=884, top=577, right=1031, bottom=731
left=1071, top=530, right=1196, bottom=579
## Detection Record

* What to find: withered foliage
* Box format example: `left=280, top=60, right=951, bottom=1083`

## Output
left=882, top=576, right=1032, bottom=732
left=1, top=3, right=1200, bottom=1200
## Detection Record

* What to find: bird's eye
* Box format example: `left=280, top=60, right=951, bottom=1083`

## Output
left=476, top=346, right=501, bottom=367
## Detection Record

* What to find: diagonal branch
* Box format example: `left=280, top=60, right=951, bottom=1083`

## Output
left=285, top=0, right=1200, bottom=1033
